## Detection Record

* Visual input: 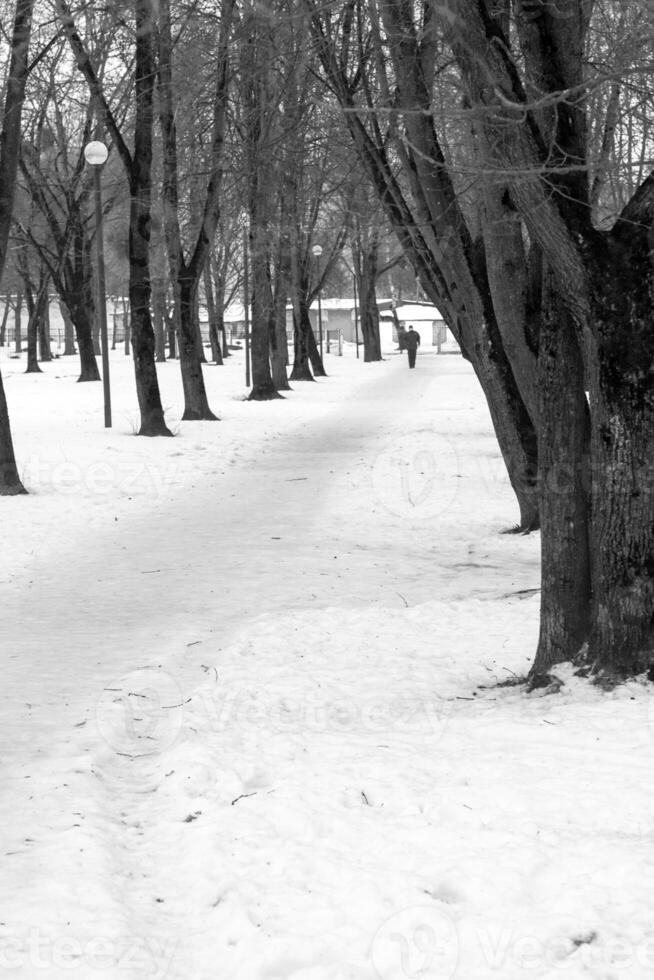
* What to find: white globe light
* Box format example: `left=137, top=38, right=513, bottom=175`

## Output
left=84, top=140, right=108, bottom=166
left=311, top=244, right=323, bottom=257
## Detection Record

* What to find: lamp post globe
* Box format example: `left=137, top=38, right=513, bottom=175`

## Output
left=311, top=244, right=323, bottom=258
left=84, top=140, right=108, bottom=166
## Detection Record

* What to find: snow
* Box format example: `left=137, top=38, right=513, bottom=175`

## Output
left=1, top=341, right=653, bottom=979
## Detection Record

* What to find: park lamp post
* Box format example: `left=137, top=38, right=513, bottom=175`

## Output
left=311, top=243, right=324, bottom=362
left=84, top=139, right=112, bottom=428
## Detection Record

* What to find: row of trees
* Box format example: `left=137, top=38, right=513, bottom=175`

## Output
left=307, top=0, right=654, bottom=684
left=1, top=0, right=406, bottom=406
left=1, top=0, right=653, bottom=684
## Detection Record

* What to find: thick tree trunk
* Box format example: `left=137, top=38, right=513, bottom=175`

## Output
left=0, top=372, right=26, bottom=494
left=290, top=306, right=314, bottom=381
left=248, top=238, right=281, bottom=401
left=482, top=188, right=539, bottom=426
left=63, top=279, right=101, bottom=381
left=468, top=320, right=540, bottom=533
left=529, top=284, right=591, bottom=686
left=128, top=0, right=172, bottom=436
left=60, top=301, right=76, bottom=355
left=178, top=278, right=217, bottom=418
left=289, top=243, right=313, bottom=381
left=0, top=0, right=33, bottom=495
left=358, top=259, right=382, bottom=362
left=25, top=319, right=42, bottom=372
left=587, top=238, right=654, bottom=678
left=306, top=307, right=327, bottom=378
left=355, top=233, right=383, bottom=363
left=74, top=312, right=101, bottom=381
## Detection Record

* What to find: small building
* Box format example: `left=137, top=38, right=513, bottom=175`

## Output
left=303, top=297, right=459, bottom=352
left=283, top=297, right=458, bottom=351
left=380, top=301, right=459, bottom=353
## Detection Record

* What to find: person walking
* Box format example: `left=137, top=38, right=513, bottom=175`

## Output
left=404, top=325, right=421, bottom=368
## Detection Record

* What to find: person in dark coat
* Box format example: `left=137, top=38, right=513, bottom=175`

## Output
left=404, top=325, right=421, bottom=368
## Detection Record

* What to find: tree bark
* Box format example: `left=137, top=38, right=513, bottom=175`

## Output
left=357, top=242, right=382, bottom=363
left=151, top=275, right=167, bottom=362
left=248, top=229, right=281, bottom=401
left=38, top=295, right=52, bottom=362
left=60, top=301, right=76, bottom=355
left=0, top=0, right=34, bottom=494
left=586, top=233, right=654, bottom=677
left=482, top=188, right=539, bottom=426
left=14, top=292, right=22, bottom=354
left=0, top=295, right=11, bottom=345
left=306, top=308, right=327, bottom=378
left=529, top=277, right=591, bottom=686
left=127, top=0, right=172, bottom=436
left=203, top=262, right=223, bottom=365
left=270, top=236, right=291, bottom=391
left=178, top=278, right=217, bottom=417
left=157, top=0, right=233, bottom=419
left=23, top=276, right=44, bottom=374
left=289, top=241, right=313, bottom=381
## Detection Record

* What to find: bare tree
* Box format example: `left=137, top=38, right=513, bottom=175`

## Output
left=157, top=0, right=235, bottom=418
left=0, top=0, right=34, bottom=495
left=57, top=0, right=172, bottom=435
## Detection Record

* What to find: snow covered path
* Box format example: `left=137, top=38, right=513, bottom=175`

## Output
left=2, top=347, right=654, bottom=979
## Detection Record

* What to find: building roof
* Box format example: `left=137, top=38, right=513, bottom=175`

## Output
left=380, top=303, right=444, bottom=321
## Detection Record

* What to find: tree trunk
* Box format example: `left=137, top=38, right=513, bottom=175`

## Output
left=128, top=0, right=172, bottom=436
left=358, top=253, right=382, bottom=362
left=270, top=245, right=290, bottom=391
left=0, top=295, right=10, bottom=345
left=24, top=282, right=44, bottom=374
left=38, top=291, right=52, bottom=362
left=62, top=265, right=101, bottom=381
left=60, top=301, right=76, bottom=355
left=289, top=242, right=312, bottom=381
left=290, top=307, right=314, bottom=381
left=178, top=277, right=218, bottom=418
left=529, top=280, right=591, bottom=686
left=306, top=305, right=327, bottom=377
left=68, top=297, right=101, bottom=381
left=203, top=262, right=223, bottom=365
left=151, top=275, right=167, bottom=362
left=248, top=226, right=281, bottom=401
left=469, top=320, right=540, bottom=533
left=0, top=0, right=33, bottom=494
left=194, top=298, right=207, bottom=364
left=482, top=189, right=539, bottom=427
left=166, top=309, right=176, bottom=358
left=354, top=228, right=383, bottom=362
left=586, top=237, right=654, bottom=678
left=14, top=292, right=22, bottom=353
left=0, top=372, right=26, bottom=494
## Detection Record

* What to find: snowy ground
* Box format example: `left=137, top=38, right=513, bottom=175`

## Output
left=1, top=341, right=653, bottom=979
